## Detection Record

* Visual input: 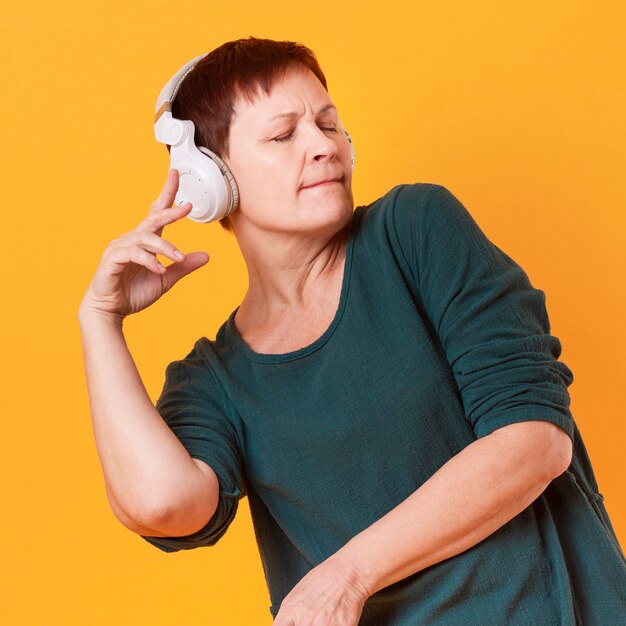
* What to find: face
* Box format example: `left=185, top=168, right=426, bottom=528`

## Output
left=222, top=67, right=354, bottom=237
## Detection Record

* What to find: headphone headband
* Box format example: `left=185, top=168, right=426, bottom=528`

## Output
left=155, top=53, right=208, bottom=119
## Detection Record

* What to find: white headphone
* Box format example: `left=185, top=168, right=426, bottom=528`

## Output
left=154, top=53, right=355, bottom=223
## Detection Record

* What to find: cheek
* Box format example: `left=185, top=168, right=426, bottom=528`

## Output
left=250, top=159, right=299, bottom=192
left=234, top=161, right=267, bottom=194
left=235, top=159, right=300, bottom=211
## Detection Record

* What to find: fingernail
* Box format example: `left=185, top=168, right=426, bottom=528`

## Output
left=173, top=249, right=184, bottom=260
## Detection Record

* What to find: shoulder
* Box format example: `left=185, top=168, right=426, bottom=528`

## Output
left=161, top=338, right=218, bottom=394
left=392, top=182, right=470, bottom=220
left=357, top=182, right=465, bottom=233
left=354, top=182, right=464, bottom=268
left=156, top=338, right=239, bottom=430
left=358, top=181, right=443, bottom=214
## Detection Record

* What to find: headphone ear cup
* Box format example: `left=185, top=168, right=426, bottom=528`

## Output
left=197, top=147, right=240, bottom=211
left=167, top=128, right=238, bottom=223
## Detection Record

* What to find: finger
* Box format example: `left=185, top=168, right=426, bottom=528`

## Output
left=129, top=245, right=167, bottom=274
left=150, top=168, right=180, bottom=213
left=128, top=231, right=187, bottom=264
left=105, top=243, right=166, bottom=275
left=135, top=201, right=194, bottom=236
left=161, top=251, right=210, bottom=291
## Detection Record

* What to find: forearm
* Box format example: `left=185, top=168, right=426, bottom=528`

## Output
left=78, top=306, right=214, bottom=530
left=332, top=421, right=569, bottom=597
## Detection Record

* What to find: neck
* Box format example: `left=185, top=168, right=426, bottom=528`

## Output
left=232, top=213, right=353, bottom=322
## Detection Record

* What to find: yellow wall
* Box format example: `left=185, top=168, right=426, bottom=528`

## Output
left=2, top=1, right=624, bottom=624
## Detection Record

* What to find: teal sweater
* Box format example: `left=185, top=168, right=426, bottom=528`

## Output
left=141, top=183, right=626, bottom=624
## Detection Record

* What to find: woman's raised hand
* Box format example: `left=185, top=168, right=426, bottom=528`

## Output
left=79, top=169, right=210, bottom=322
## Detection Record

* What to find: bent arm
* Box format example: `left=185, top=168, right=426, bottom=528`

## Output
left=329, top=420, right=573, bottom=598
left=78, top=306, right=219, bottom=536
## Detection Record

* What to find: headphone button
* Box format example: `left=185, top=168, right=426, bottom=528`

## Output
left=168, top=125, right=183, bottom=144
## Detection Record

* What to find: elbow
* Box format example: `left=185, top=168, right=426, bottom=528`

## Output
left=105, top=483, right=172, bottom=535
left=137, top=498, right=217, bottom=538
left=537, top=422, right=573, bottom=480
left=105, top=483, right=173, bottom=531
left=118, top=498, right=196, bottom=537
left=109, top=461, right=220, bottom=536
left=549, top=433, right=573, bottom=478
left=133, top=499, right=177, bottom=532
left=134, top=472, right=220, bottom=536
left=492, top=420, right=573, bottom=481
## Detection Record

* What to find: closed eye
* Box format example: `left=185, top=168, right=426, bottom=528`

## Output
left=272, top=132, right=293, bottom=143
left=273, top=126, right=338, bottom=143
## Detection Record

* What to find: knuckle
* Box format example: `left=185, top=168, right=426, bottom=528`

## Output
left=107, top=236, right=125, bottom=251
left=131, top=248, right=148, bottom=263
left=128, top=231, right=142, bottom=245
left=149, top=212, right=166, bottom=229
left=141, top=213, right=157, bottom=228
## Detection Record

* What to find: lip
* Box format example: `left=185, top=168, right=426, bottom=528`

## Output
left=301, top=178, right=342, bottom=189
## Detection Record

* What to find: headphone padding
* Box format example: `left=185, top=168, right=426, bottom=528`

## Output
left=198, top=147, right=240, bottom=212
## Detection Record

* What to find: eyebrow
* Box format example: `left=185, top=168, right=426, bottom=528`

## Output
left=265, top=103, right=337, bottom=125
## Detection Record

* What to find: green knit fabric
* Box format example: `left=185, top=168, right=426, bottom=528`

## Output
left=141, top=183, right=626, bottom=625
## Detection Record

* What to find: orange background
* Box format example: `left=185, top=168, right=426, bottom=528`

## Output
left=2, top=1, right=624, bottom=624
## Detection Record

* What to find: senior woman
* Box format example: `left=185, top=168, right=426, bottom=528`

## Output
left=79, top=37, right=626, bottom=625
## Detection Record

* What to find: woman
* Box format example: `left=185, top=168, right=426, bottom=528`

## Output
left=79, top=37, right=626, bottom=625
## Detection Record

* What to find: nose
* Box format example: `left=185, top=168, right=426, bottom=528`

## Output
left=306, top=122, right=339, bottom=163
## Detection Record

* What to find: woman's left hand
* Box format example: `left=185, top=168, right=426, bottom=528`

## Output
left=272, top=554, right=370, bottom=625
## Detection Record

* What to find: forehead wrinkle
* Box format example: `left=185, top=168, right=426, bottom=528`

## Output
left=264, top=103, right=337, bottom=126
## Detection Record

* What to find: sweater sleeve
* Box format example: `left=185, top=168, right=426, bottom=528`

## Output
left=394, top=183, right=575, bottom=443
left=140, top=342, right=245, bottom=552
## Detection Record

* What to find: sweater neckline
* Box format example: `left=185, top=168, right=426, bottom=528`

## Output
left=224, top=209, right=360, bottom=364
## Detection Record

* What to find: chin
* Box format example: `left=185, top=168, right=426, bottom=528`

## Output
left=300, top=200, right=352, bottom=232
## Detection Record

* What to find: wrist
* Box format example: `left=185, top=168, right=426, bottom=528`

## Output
left=78, top=301, right=125, bottom=329
left=325, top=549, right=373, bottom=601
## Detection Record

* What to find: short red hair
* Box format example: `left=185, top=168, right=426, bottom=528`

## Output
left=169, top=36, right=329, bottom=233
